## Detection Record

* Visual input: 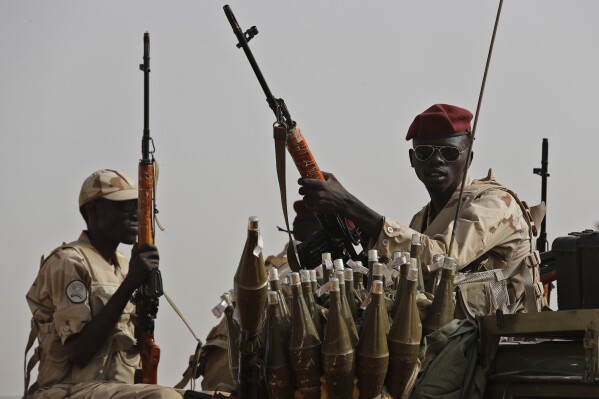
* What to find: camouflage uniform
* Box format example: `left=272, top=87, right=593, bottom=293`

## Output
left=195, top=316, right=233, bottom=391
left=372, top=170, right=545, bottom=315
left=25, top=168, right=183, bottom=399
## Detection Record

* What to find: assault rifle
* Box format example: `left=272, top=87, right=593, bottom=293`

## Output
left=223, top=5, right=365, bottom=269
left=533, top=138, right=549, bottom=253
left=135, top=31, right=163, bottom=384
left=534, top=138, right=556, bottom=300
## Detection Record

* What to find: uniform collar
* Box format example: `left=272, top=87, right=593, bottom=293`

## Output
left=78, top=230, right=124, bottom=269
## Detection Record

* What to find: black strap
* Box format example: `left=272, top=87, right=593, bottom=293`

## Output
left=273, top=124, right=301, bottom=271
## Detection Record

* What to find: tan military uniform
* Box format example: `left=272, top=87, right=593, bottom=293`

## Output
left=372, top=170, right=545, bottom=315
left=25, top=232, right=182, bottom=399
left=198, top=317, right=234, bottom=391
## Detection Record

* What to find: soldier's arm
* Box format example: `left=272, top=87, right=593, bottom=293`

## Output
left=299, top=171, right=384, bottom=238
left=64, top=244, right=159, bottom=368
left=371, top=190, right=522, bottom=269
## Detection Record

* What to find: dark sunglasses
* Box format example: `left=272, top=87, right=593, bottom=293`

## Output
left=413, top=145, right=469, bottom=162
left=96, top=198, right=138, bottom=213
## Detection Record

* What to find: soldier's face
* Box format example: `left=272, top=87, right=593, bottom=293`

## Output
left=91, top=198, right=139, bottom=245
left=409, top=134, right=472, bottom=195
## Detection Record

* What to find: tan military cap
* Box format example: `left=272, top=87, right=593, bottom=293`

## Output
left=78, top=169, right=137, bottom=207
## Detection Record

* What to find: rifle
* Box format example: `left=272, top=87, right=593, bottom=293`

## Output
left=533, top=138, right=549, bottom=253
left=223, top=5, right=364, bottom=269
left=533, top=138, right=555, bottom=303
left=135, top=31, right=163, bottom=384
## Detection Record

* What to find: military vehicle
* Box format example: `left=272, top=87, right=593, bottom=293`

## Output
left=479, top=229, right=599, bottom=399
left=475, top=137, right=599, bottom=399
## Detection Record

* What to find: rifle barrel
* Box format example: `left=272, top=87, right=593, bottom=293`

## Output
left=223, top=5, right=293, bottom=124
left=136, top=31, right=162, bottom=385
left=141, top=32, right=151, bottom=162
left=535, top=138, right=549, bottom=252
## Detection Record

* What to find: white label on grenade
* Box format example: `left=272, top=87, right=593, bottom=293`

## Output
left=253, top=234, right=264, bottom=257
left=347, top=259, right=369, bottom=275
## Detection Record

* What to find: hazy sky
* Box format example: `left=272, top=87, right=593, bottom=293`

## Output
left=2, top=0, right=598, bottom=395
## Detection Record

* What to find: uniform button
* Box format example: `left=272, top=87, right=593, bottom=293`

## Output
left=386, top=226, right=394, bottom=234
left=63, top=325, right=70, bottom=332
left=382, top=239, right=389, bottom=246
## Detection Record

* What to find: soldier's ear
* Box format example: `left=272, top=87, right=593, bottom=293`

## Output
left=409, top=148, right=415, bottom=168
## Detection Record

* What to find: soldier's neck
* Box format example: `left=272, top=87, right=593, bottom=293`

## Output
left=85, top=230, right=119, bottom=265
left=427, top=189, right=455, bottom=221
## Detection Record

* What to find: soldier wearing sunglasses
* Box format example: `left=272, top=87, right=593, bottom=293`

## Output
left=299, top=104, right=545, bottom=316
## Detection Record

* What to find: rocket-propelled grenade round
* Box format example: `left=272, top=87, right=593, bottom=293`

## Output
left=387, top=264, right=422, bottom=399
left=322, top=278, right=356, bottom=399
left=289, top=272, right=322, bottom=399
left=234, top=217, right=268, bottom=399
left=357, top=280, right=389, bottom=399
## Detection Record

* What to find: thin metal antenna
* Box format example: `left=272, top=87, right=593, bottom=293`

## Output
left=448, top=0, right=504, bottom=255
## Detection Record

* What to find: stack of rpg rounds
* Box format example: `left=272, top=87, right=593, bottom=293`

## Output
left=233, top=217, right=268, bottom=399
left=231, top=221, right=439, bottom=398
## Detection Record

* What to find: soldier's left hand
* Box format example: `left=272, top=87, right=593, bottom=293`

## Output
left=298, top=172, right=352, bottom=215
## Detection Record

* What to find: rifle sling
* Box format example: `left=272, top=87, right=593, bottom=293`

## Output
left=273, top=124, right=301, bottom=272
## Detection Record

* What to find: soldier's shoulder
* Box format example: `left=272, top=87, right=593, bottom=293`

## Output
left=41, top=240, right=87, bottom=269
left=468, top=169, right=520, bottom=201
left=204, top=316, right=228, bottom=350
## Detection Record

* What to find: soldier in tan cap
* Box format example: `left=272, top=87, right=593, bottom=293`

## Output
left=24, top=169, right=184, bottom=399
left=299, top=104, right=546, bottom=317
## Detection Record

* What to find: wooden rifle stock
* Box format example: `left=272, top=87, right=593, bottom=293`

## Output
left=136, top=31, right=162, bottom=384
left=286, top=128, right=324, bottom=180
left=138, top=161, right=161, bottom=384
left=138, top=162, right=154, bottom=246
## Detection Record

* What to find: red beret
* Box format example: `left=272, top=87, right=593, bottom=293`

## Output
left=293, top=200, right=316, bottom=221
left=405, top=104, right=473, bottom=141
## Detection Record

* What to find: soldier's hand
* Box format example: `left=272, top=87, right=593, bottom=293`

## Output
left=299, top=171, right=385, bottom=239
left=298, top=171, right=352, bottom=216
left=126, top=243, right=160, bottom=290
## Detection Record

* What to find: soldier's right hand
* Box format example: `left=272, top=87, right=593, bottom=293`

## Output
left=126, top=243, right=160, bottom=290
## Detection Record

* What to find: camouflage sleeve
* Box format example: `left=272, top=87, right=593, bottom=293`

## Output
left=372, top=189, right=525, bottom=270
left=26, top=248, right=93, bottom=343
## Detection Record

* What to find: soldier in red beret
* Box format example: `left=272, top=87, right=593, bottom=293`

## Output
left=299, top=104, right=546, bottom=316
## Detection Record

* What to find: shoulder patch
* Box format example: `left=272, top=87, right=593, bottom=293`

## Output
left=65, top=280, right=88, bottom=304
